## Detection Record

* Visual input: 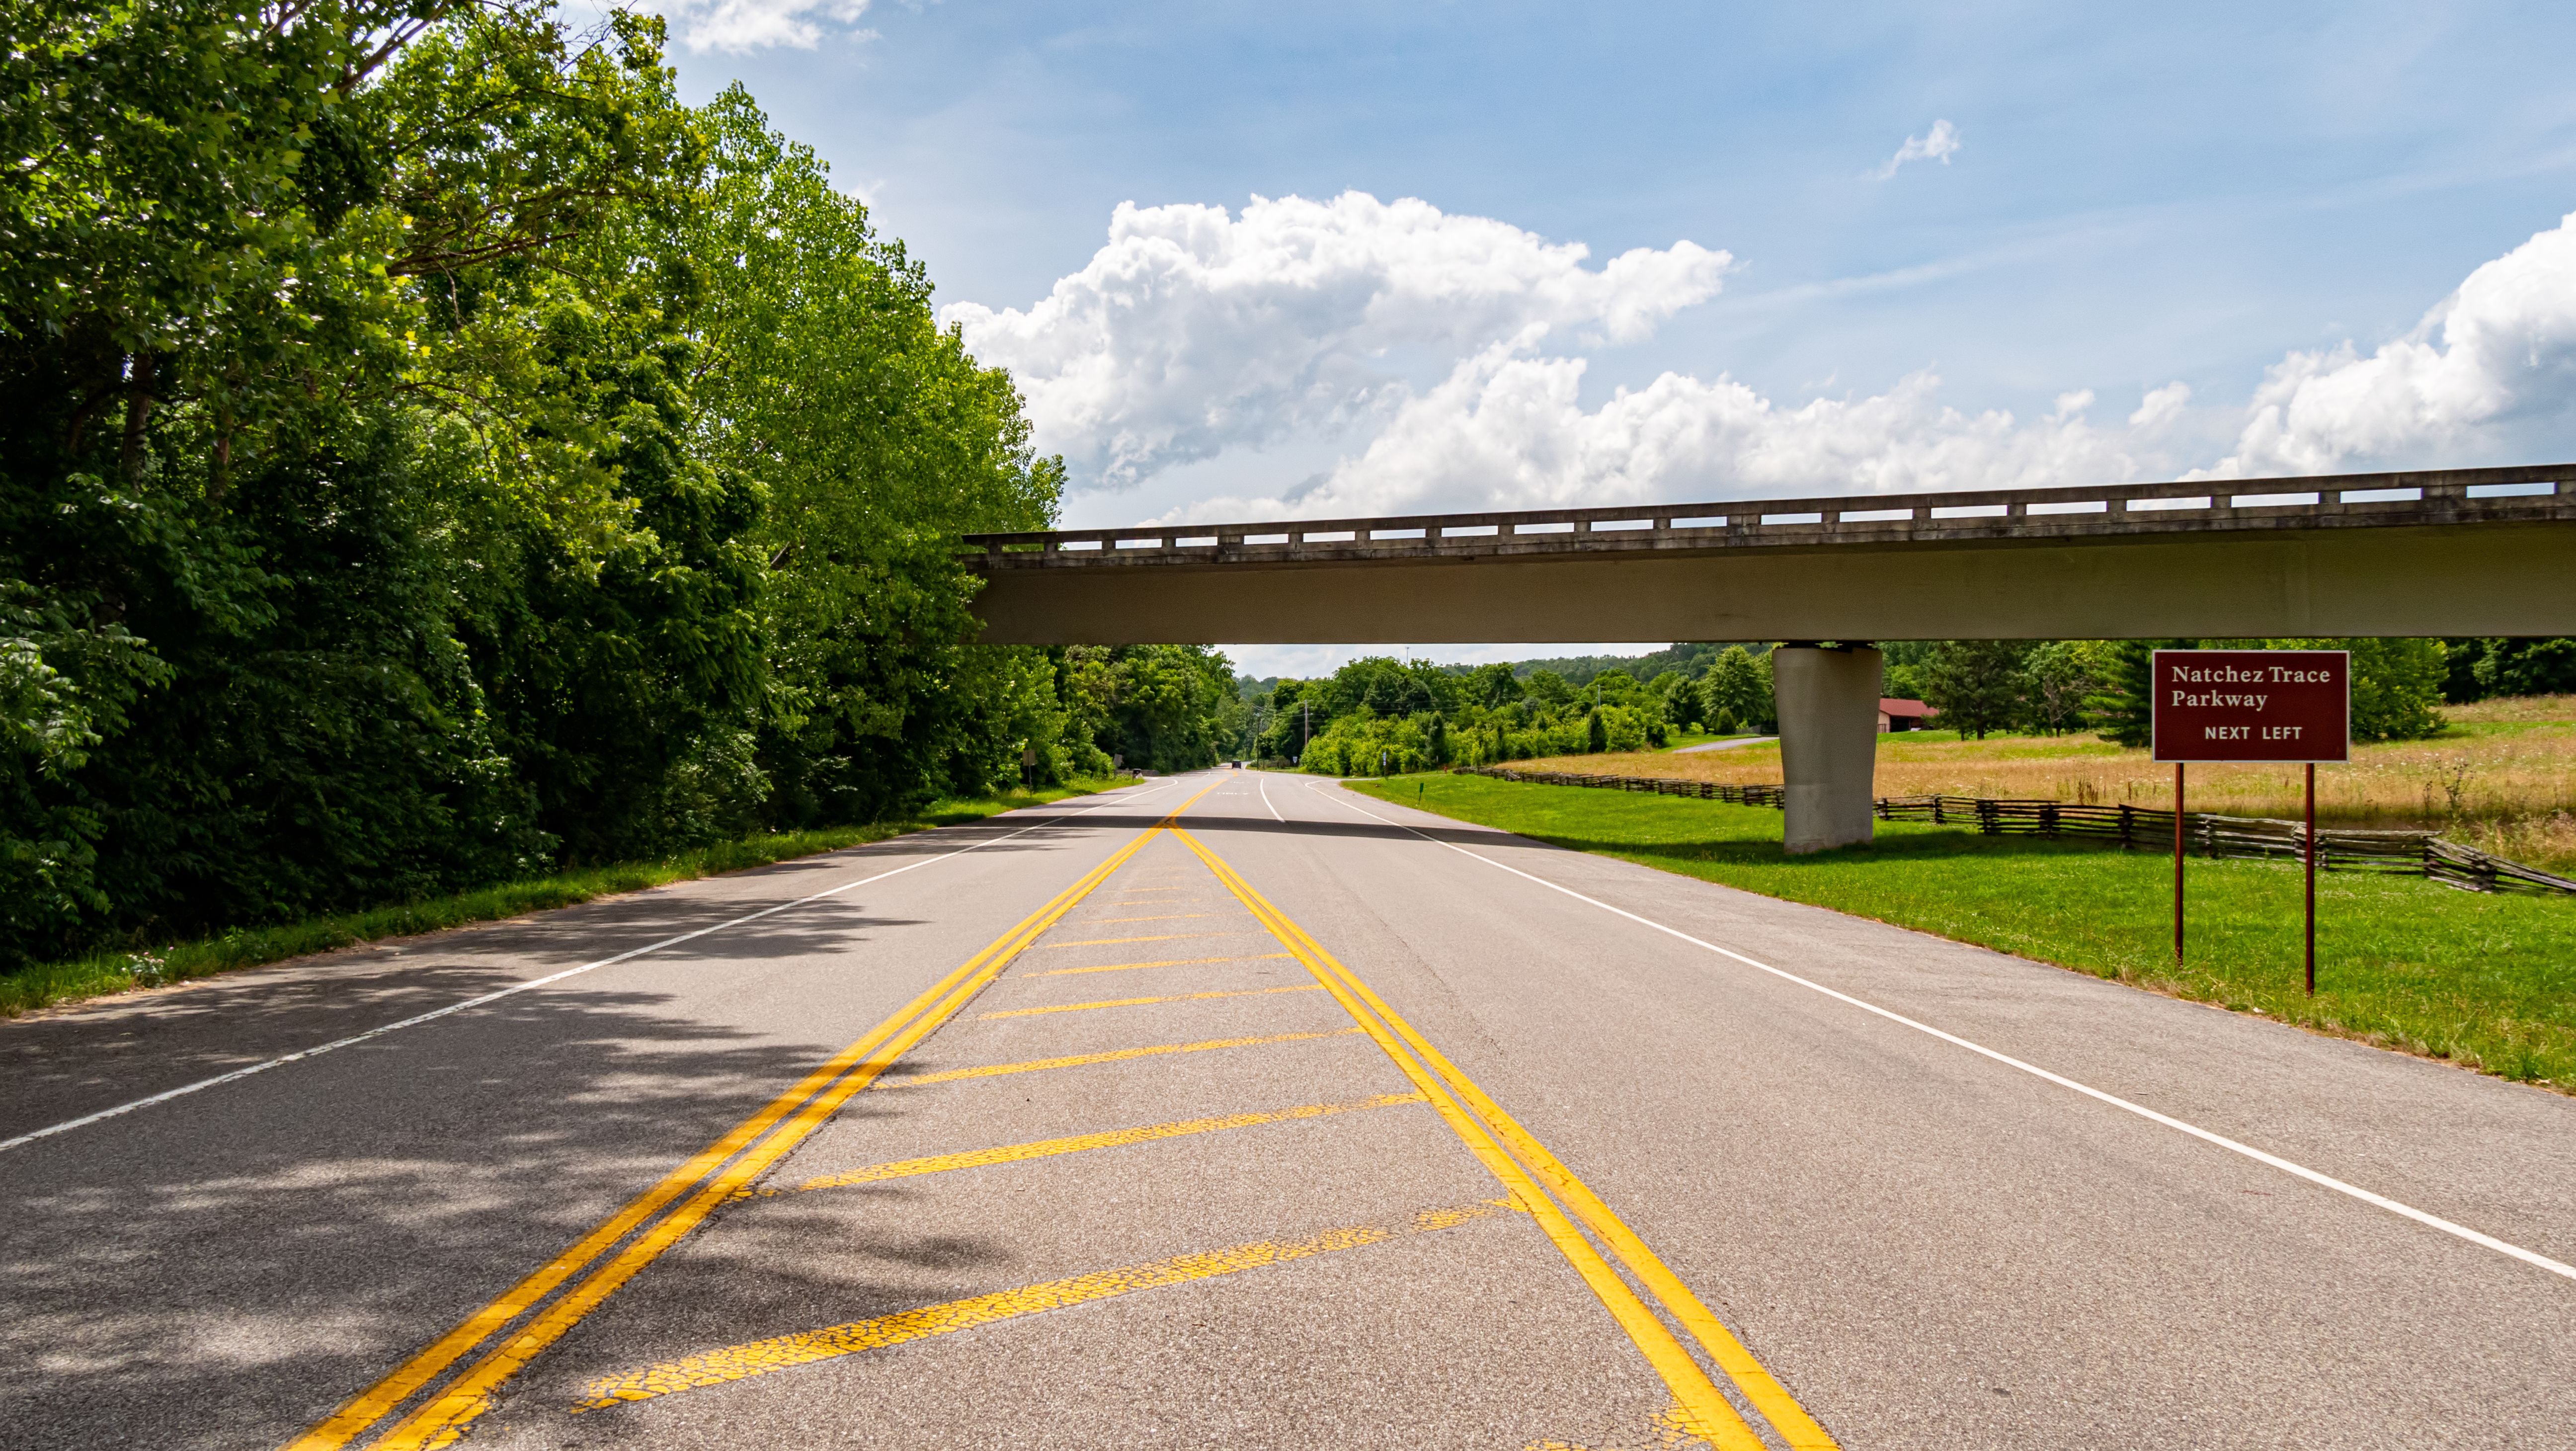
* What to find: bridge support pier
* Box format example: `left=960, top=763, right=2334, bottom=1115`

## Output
left=1773, top=644, right=1882, bottom=855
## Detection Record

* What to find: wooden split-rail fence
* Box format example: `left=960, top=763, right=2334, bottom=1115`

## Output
left=1451, top=766, right=2576, bottom=897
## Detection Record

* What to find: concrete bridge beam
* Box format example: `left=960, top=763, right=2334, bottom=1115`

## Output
left=964, top=467, right=2576, bottom=645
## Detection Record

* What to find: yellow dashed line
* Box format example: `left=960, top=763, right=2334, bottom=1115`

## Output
left=873, top=1027, right=1363, bottom=1089
left=977, top=984, right=1325, bottom=1019
left=1033, top=932, right=1260, bottom=948
left=1028, top=952, right=1296, bottom=978
left=570, top=1200, right=1516, bottom=1412
left=756, top=1092, right=1428, bottom=1196
left=1076, top=913, right=1219, bottom=925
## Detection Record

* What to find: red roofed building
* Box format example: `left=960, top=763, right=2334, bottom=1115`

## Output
left=1878, top=698, right=1936, bottom=732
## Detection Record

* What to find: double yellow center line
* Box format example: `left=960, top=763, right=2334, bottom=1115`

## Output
left=292, top=779, right=1831, bottom=1448
left=286, top=785, right=1216, bottom=1451
left=1173, top=825, right=1838, bottom=1451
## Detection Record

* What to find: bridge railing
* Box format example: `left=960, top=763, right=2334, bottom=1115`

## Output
left=963, top=463, right=2571, bottom=566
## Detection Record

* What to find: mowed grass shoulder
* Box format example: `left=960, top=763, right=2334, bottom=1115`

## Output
left=0, top=783, right=1114, bottom=1019
left=1350, top=773, right=2576, bottom=1092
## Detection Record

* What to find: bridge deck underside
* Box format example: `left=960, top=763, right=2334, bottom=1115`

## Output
left=967, top=521, right=2576, bottom=645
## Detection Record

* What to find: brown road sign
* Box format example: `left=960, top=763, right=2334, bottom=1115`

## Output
left=2152, top=649, right=2349, bottom=763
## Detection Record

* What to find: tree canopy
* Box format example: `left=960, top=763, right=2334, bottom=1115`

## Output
left=0, top=2, right=1233, bottom=968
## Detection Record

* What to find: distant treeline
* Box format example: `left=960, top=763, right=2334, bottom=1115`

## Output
left=0, top=2, right=1241, bottom=968
left=1246, top=637, right=2576, bottom=775
left=1887, top=637, right=2575, bottom=744
left=1249, top=648, right=1781, bottom=775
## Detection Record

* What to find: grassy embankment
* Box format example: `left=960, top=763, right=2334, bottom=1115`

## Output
left=0, top=782, right=1115, bottom=1019
left=1522, top=694, right=2576, bottom=876
left=1349, top=772, right=2576, bottom=1092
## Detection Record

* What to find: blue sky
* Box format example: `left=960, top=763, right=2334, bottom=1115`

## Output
left=636, top=0, right=2576, bottom=672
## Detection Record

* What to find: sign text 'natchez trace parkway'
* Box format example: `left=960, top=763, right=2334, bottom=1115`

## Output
left=2151, top=649, right=2351, bottom=993
left=2153, top=651, right=2351, bottom=764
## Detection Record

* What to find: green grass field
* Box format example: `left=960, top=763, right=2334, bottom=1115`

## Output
left=0, top=783, right=1112, bottom=1019
left=1350, top=773, right=2576, bottom=1092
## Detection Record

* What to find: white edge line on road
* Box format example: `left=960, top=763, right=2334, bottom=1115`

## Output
left=1317, top=783, right=2576, bottom=1286
left=1257, top=773, right=1285, bottom=823
left=0, top=782, right=1182, bottom=1156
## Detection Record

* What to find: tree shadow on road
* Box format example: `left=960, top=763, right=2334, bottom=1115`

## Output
left=0, top=892, right=933, bottom=1140
left=0, top=967, right=1031, bottom=1451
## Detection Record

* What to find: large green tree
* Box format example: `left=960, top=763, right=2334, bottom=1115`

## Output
left=2086, top=640, right=2187, bottom=747
left=0, top=1, right=692, bottom=950
left=688, top=86, right=1061, bottom=820
left=1318, top=656, right=1460, bottom=720
left=0, top=3, right=1082, bottom=967
left=2472, top=639, right=2576, bottom=699
left=1068, top=645, right=1237, bottom=773
left=2265, top=638, right=2446, bottom=742
left=2018, top=642, right=2097, bottom=735
left=1697, top=646, right=1773, bottom=732
left=1462, top=662, right=1521, bottom=709
left=1919, top=641, right=2029, bottom=740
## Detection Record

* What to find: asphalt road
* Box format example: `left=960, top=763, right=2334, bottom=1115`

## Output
left=1673, top=735, right=1779, bottom=753
left=4, top=771, right=2572, bottom=1450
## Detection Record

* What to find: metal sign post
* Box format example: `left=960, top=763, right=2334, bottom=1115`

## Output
left=2152, top=649, right=2351, bottom=992
left=2173, top=761, right=2185, bottom=963
left=2306, top=762, right=2318, bottom=993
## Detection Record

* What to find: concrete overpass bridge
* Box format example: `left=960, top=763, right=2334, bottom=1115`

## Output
left=964, top=463, right=2576, bottom=851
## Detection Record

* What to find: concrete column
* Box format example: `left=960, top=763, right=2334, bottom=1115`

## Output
left=1772, top=645, right=1882, bottom=854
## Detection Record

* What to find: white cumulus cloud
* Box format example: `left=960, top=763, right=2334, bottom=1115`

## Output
left=2129, top=381, right=2192, bottom=430
left=1173, top=341, right=2152, bottom=522
left=1871, top=120, right=1962, bottom=180
left=657, top=0, right=873, bottom=52
left=2209, top=211, right=2576, bottom=477
left=958, top=193, right=2576, bottom=530
left=941, top=192, right=1732, bottom=487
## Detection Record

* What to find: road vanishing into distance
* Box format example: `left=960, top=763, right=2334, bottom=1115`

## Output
left=5, top=773, right=2574, bottom=1450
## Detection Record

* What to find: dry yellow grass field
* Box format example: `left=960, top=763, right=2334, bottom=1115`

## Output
left=1515, top=695, right=2576, bottom=874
